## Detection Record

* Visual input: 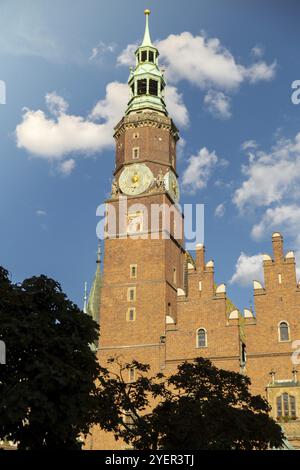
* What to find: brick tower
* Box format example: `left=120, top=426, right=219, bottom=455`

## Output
left=98, top=9, right=185, bottom=383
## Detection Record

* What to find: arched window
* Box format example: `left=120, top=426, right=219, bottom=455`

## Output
left=276, top=393, right=297, bottom=419
left=196, top=328, right=207, bottom=348
left=149, top=79, right=158, bottom=96
left=279, top=321, right=290, bottom=342
left=137, top=79, right=147, bottom=95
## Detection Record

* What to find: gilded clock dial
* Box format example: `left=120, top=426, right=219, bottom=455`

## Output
left=163, top=170, right=180, bottom=202
left=119, top=164, right=154, bottom=196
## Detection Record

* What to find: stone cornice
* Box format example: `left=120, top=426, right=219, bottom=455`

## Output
left=114, top=112, right=179, bottom=140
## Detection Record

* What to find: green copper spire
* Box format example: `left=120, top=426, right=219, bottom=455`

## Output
left=86, top=240, right=102, bottom=326
left=141, top=9, right=153, bottom=47
left=125, top=9, right=168, bottom=116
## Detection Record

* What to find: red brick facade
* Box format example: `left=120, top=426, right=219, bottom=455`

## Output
left=86, top=15, right=300, bottom=449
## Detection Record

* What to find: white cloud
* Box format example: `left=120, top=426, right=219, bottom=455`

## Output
left=89, top=41, right=116, bottom=61
left=157, top=32, right=244, bottom=90
left=241, top=140, right=258, bottom=151
left=45, top=92, right=69, bottom=116
left=251, top=205, right=300, bottom=241
left=233, top=132, right=300, bottom=211
left=182, top=147, right=218, bottom=193
left=251, top=45, right=264, bottom=58
left=164, top=86, right=189, bottom=127
left=236, top=134, right=300, bottom=282
left=250, top=204, right=300, bottom=279
left=16, top=82, right=128, bottom=162
left=215, top=203, right=226, bottom=218
left=36, top=209, right=47, bottom=216
left=244, top=61, right=277, bottom=84
left=204, top=90, right=231, bottom=119
left=118, top=33, right=276, bottom=91
left=117, top=43, right=138, bottom=67
left=230, top=252, right=264, bottom=286
left=58, top=158, right=76, bottom=176
left=89, top=82, right=128, bottom=123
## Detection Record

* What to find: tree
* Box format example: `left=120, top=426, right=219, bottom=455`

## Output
left=97, top=357, right=284, bottom=450
left=0, top=267, right=100, bottom=449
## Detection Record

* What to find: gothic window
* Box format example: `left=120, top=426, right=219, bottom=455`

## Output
left=130, top=264, right=137, bottom=279
left=137, top=79, right=147, bottom=95
left=276, top=393, right=297, bottom=419
left=149, top=50, right=154, bottom=63
left=279, top=321, right=290, bottom=342
left=149, top=79, right=158, bottom=96
left=197, top=328, right=207, bottom=348
left=276, top=395, right=282, bottom=417
left=132, top=147, right=139, bottom=159
left=141, top=50, right=147, bottom=62
left=290, top=395, right=297, bottom=418
left=127, top=307, right=136, bottom=322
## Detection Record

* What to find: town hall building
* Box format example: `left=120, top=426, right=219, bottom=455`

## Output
left=86, top=10, right=300, bottom=449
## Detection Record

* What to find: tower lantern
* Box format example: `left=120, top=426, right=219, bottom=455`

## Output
left=126, top=9, right=167, bottom=115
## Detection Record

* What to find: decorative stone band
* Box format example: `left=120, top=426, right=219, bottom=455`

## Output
left=114, top=112, right=179, bottom=140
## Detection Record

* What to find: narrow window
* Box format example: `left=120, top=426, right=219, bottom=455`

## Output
left=283, top=393, right=289, bottom=416
left=132, top=147, right=139, bottom=159
left=277, top=396, right=282, bottom=417
left=197, top=328, right=207, bottom=348
left=279, top=321, right=289, bottom=342
left=127, top=287, right=136, bottom=302
left=141, top=50, right=147, bottom=62
left=137, top=79, right=147, bottom=95
left=278, top=274, right=282, bottom=284
left=241, top=343, right=246, bottom=366
left=290, top=395, right=296, bottom=418
left=130, top=264, right=137, bottom=279
left=173, top=267, right=177, bottom=285
left=149, top=50, right=154, bottom=62
left=127, top=307, right=136, bottom=322
left=133, top=132, right=139, bottom=139
left=149, top=79, right=158, bottom=96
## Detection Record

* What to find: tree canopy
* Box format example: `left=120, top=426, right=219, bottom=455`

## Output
left=96, top=357, right=284, bottom=450
left=0, top=267, right=100, bottom=449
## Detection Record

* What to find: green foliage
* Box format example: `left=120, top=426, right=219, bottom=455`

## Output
left=0, top=267, right=100, bottom=449
left=96, top=357, right=284, bottom=450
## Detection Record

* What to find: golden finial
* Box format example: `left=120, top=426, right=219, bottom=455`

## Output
left=144, top=9, right=151, bottom=15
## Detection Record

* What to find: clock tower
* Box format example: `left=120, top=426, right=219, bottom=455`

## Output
left=98, top=10, right=185, bottom=378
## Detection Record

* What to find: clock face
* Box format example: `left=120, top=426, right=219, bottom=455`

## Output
left=164, top=171, right=180, bottom=202
left=119, top=164, right=154, bottom=196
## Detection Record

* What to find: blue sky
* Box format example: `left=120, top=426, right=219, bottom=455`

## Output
left=0, top=0, right=300, bottom=311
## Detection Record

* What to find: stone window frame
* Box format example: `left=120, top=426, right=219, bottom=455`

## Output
left=126, top=307, right=136, bottom=322
left=132, top=147, right=140, bottom=159
left=133, top=132, right=139, bottom=140
left=276, top=393, right=297, bottom=419
left=127, top=286, right=136, bottom=302
left=196, top=328, right=207, bottom=348
left=278, top=320, right=290, bottom=342
left=130, top=264, right=137, bottom=279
